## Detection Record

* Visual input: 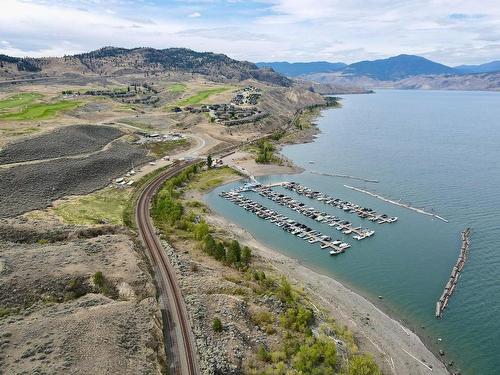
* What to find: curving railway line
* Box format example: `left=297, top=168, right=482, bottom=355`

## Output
left=135, top=160, right=201, bottom=375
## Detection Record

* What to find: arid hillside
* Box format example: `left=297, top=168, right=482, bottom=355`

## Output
left=0, top=47, right=292, bottom=87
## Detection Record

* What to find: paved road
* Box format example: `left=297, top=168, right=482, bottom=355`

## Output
left=136, top=160, right=201, bottom=375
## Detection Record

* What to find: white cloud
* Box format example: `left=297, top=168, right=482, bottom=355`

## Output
left=0, top=0, right=498, bottom=65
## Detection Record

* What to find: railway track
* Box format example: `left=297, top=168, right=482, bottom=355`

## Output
left=135, top=160, right=200, bottom=375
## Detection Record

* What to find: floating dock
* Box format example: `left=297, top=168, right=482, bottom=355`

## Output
left=435, top=228, right=471, bottom=318
left=219, top=191, right=351, bottom=255
left=343, top=184, right=448, bottom=223
left=281, top=182, right=398, bottom=224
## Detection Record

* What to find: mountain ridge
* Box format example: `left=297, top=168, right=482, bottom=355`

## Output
left=343, top=54, right=455, bottom=80
left=0, top=46, right=292, bottom=86
left=256, top=61, right=347, bottom=77
left=256, top=55, right=500, bottom=81
left=454, top=61, right=500, bottom=74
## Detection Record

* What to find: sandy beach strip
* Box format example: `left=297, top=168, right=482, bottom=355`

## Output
left=203, top=192, right=449, bottom=375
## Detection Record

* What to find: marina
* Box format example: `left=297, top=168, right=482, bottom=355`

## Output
left=251, top=185, right=376, bottom=241
left=219, top=190, right=351, bottom=255
left=435, top=228, right=471, bottom=318
left=281, top=181, right=398, bottom=224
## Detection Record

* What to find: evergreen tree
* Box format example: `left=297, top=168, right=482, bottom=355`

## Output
left=203, top=235, right=216, bottom=256
left=241, top=246, right=252, bottom=266
left=214, top=242, right=226, bottom=261
left=226, top=240, right=241, bottom=265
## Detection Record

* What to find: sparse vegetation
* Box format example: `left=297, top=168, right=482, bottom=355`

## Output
left=169, top=83, right=186, bottom=93
left=144, top=138, right=190, bottom=158
left=0, top=307, right=19, bottom=318
left=53, top=188, right=131, bottom=225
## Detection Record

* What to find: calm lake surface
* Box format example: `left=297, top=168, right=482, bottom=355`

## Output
left=206, top=89, right=500, bottom=374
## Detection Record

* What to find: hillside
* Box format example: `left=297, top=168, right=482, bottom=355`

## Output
left=0, top=47, right=291, bottom=86
left=343, top=54, right=456, bottom=80
left=455, top=61, right=500, bottom=74
left=256, top=61, right=346, bottom=77
left=302, top=71, right=500, bottom=91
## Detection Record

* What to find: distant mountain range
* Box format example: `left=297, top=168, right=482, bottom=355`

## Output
left=257, top=54, right=500, bottom=81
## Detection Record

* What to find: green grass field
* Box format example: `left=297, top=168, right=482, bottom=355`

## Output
left=169, top=83, right=187, bottom=93
left=174, top=87, right=233, bottom=107
left=0, top=93, right=43, bottom=110
left=0, top=100, right=82, bottom=120
left=186, top=166, right=240, bottom=192
left=53, top=188, right=131, bottom=225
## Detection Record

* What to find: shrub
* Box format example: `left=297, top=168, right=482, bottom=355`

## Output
left=92, top=271, right=117, bottom=298
left=93, top=271, right=105, bottom=287
left=251, top=309, right=274, bottom=326
left=257, top=345, right=271, bottom=362
left=241, top=246, right=252, bottom=266
left=276, top=276, right=293, bottom=303
left=292, top=339, right=337, bottom=374
left=280, top=305, right=313, bottom=334
left=194, top=221, right=209, bottom=240
left=226, top=240, right=241, bottom=265
left=212, top=317, right=223, bottom=332
left=255, top=141, right=276, bottom=164
left=348, top=354, right=381, bottom=375
left=214, top=242, right=226, bottom=261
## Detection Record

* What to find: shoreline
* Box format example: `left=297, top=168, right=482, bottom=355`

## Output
left=203, top=193, right=448, bottom=374
left=204, top=104, right=449, bottom=373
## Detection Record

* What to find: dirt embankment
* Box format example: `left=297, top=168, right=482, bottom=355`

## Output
left=0, top=218, right=165, bottom=374
left=0, top=124, right=123, bottom=164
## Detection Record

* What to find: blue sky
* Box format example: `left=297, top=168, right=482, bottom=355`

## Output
left=1, top=0, right=499, bottom=65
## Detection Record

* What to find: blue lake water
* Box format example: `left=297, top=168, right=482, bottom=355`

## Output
left=206, top=89, right=500, bottom=374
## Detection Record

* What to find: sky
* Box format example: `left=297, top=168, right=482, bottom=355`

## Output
left=0, top=0, right=499, bottom=65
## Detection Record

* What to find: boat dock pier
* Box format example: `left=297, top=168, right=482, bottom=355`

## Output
left=280, top=181, right=398, bottom=224
left=435, top=228, right=471, bottom=318
left=252, top=185, right=375, bottom=241
left=219, top=191, right=351, bottom=255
